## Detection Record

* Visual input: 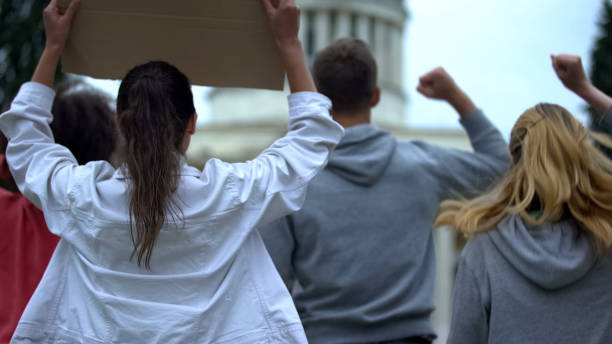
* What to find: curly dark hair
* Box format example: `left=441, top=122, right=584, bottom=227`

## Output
left=50, top=82, right=117, bottom=165
left=1, top=82, right=117, bottom=192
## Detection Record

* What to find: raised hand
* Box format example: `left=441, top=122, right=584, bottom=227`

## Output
left=417, top=67, right=476, bottom=117
left=551, top=53, right=612, bottom=114
left=31, top=0, right=80, bottom=87
left=260, top=0, right=315, bottom=93
left=417, top=67, right=460, bottom=101
left=43, top=0, right=80, bottom=54
left=261, top=0, right=300, bottom=48
left=551, top=54, right=589, bottom=95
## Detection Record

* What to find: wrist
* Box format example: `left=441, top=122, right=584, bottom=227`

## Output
left=277, top=40, right=305, bottom=69
left=448, top=89, right=476, bottom=117
left=43, top=44, right=64, bottom=58
left=571, top=80, right=594, bottom=98
left=574, top=82, right=595, bottom=99
left=276, top=39, right=302, bottom=54
left=447, top=88, right=467, bottom=108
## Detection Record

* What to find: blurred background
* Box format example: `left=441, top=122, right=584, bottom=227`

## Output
left=2, top=0, right=612, bottom=341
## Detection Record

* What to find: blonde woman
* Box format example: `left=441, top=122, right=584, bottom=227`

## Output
left=441, top=54, right=612, bottom=344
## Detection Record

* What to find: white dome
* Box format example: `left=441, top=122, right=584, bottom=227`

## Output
left=208, top=0, right=409, bottom=127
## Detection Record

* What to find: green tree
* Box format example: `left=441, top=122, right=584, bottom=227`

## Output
left=0, top=0, right=63, bottom=111
left=589, top=0, right=612, bottom=156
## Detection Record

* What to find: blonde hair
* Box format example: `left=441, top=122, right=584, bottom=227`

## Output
left=435, top=103, right=612, bottom=254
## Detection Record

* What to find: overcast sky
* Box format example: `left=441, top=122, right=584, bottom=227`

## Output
left=405, top=0, right=605, bottom=138
left=87, top=0, right=606, bottom=139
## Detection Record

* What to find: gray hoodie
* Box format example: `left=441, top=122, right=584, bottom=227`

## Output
left=448, top=215, right=612, bottom=344
left=448, top=109, right=612, bottom=344
left=260, top=110, right=509, bottom=344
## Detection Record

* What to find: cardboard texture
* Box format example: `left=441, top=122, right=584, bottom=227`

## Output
left=58, top=0, right=285, bottom=90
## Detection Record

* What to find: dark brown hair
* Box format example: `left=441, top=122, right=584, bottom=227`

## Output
left=51, top=82, right=117, bottom=165
left=116, top=61, right=195, bottom=269
left=313, top=38, right=378, bottom=113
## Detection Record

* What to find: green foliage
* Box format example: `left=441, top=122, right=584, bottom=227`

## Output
left=590, top=1, right=612, bottom=156
left=0, top=0, right=63, bottom=111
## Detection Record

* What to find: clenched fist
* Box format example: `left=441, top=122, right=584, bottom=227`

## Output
left=551, top=54, right=589, bottom=94
left=417, top=67, right=475, bottom=116
left=417, top=67, right=462, bottom=102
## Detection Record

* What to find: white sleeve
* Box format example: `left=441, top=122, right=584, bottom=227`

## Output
left=0, top=82, right=115, bottom=236
left=210, top=92, right=344, bottom=227
left=0, top=82, right=79, bottom=213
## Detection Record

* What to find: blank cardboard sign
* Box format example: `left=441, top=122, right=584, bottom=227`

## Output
left=58, top=0, right=285, bottom=90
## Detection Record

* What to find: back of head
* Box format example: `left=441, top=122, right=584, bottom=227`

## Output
left=313, top=38, right=377, bottom=114
left=436, top=103, right=612, bottom=254
left=1, top=83, right=117, bottom=192
left=116, top=61, right=195, bottom=268
left=51, top=82, right=117, bottom=165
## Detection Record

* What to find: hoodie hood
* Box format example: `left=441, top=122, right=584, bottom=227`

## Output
left=488, top=214, right=598, bottom=290
left=326, top=124, right=396, bottom=186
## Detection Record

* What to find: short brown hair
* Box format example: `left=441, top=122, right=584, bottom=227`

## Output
left=313, top=38, right=378, bottom=113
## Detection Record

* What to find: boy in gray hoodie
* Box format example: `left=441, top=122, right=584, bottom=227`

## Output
left=259, top=38, right=510, bottom=344
left=444, top=54, right=612, bottom=344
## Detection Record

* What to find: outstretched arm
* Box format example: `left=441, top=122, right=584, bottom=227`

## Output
left=416, top=67, right=510, bottom=199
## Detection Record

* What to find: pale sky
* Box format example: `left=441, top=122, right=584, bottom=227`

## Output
left=88, top=0, right=606, bottom=139
left=405, top=0, right=604, bottom=138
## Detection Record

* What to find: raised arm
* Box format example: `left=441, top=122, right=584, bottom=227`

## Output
left=417, top=67, right=477, bottom=117
left=207, top=0, right=343, bottom=227
left=551, top=54, right=612, bottom=130
left=0, top=0, right=85, bottom=215
left=33, top=0, right=80, bottom=88
left=261, top=0, right=315, bottom=94
left=416, top=67, right=510, bottom=199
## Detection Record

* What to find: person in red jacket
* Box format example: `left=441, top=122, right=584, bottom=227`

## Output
left=0, top=82, right=117, bottom=343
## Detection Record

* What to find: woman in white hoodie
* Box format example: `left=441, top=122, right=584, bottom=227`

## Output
left=1, top=0, right=344, bottom=342
left=438, top=54, right=612, bottom=344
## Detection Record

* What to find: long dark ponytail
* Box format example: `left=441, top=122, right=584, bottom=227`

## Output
left=116, top=61, right=195, bottom=268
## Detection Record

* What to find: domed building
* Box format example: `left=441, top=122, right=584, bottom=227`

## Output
left=187, top=0, right=465, bottom=339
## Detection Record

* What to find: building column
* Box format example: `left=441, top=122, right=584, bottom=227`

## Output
left=382, top=23, right=394, bottom=84
left=390, top=24, right=404, bottom=88
left=356, top=14, right=370, bottom=45
left=298, top=10, right=308, bottom=47
left=432, top=227, right=457, bottom=343
left=373, top=18, right=387, bottom=84
left=334, top=10, right=351, bottom=40
left=314, top=9, right=331, bottom=54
